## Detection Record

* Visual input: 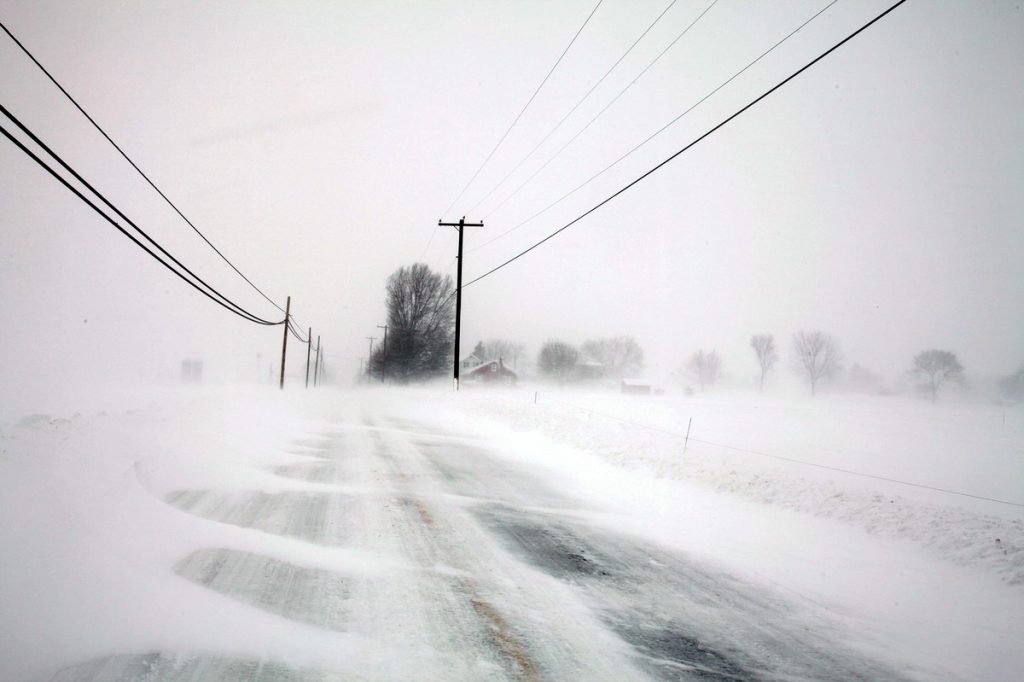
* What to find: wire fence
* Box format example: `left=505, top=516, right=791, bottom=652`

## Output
left=533, top=392, right=1024, bottom=509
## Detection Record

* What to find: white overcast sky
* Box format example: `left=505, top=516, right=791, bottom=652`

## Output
left=1, top=0, right=1021, bottom=396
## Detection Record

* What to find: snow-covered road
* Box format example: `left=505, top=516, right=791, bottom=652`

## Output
left=46, top=407, right=908, bottom=681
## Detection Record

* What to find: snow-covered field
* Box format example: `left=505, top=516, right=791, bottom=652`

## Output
left=412, top=385, right=1024, bottom=679
left=1, top=383, right=1021, bottom=681
left=434, top=385, right=1024, bottom=580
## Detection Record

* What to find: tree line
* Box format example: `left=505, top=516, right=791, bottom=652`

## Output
left=366, top=263, right=1019, bottom=402
left=689, top=331, right=967, bottom=401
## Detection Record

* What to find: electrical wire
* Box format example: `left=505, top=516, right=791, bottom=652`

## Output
left=0, top=104, right=283, bottom=325
left=287, top=318, right=310, bottom=343
left=477, top=0, right=721, bottom=224
left=0, top=19, right=288, bottom=315
left=471, top=0, right=839, bottom=253
left=1, top=102, right=280, bottom=323
left=463, top=0, right=908, bottom=289
left=0, top=121, right=284, bottom=326
left=440, top=0, right=604, bottom=217
left=475, top=0, right=835, bottom=251
left=465, top=0, right=687, bottom=217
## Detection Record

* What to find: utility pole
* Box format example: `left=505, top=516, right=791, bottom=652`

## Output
left=313, top=335, right=321, bottom=387
left=279, top=295, right=291, bottom=390
left=438, top=216, right=483, bottom=390
left=376, top=324, right=388, bottom=383
left=366, top=336, right=376, bottom=380
left=305, top=327, right=312, bottom=388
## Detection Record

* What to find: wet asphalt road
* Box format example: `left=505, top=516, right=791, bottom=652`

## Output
left=50, top=416, right=909, bottom=681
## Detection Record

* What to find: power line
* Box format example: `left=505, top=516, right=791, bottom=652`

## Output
left=287, top=318, right=309, bottom=343
left=474, top=0, right=720, bottom=221
left=440, top=0, right=604, bottom=218
left=0, top=120, right=284, bottom=326
left=0, top=19, right=288, bottom=315
left=472, top=0, right=836, bottom=253
left=471, top=0, right=720, bottom=220
left=1, top=104, right=283, bottom=325
left=462, top=0, right=895, bottom=288
left=464, top=0, right=681, bottom=217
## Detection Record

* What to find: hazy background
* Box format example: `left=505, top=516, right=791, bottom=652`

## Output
left=1, top=0, right=1022, bottom=405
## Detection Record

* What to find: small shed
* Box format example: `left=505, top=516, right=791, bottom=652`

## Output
left=620, top=378, right=651, bottom=395
left=465, top=358, right=517, bottom=385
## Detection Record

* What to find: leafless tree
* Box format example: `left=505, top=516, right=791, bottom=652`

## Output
left=750, top=334, right=777, bottom=392
left=479, top=339, right=527, bottom=369
left=911, top=350, right=963, bottom=402
left=686, top=349, right=722, bottom=391
left=581, top=336, right=644, bottom=379
left=537, top=340, right=579, bottom=382
left=792, top=331, right=841, bottom=396
left=369, top=263, right=454, bottom=381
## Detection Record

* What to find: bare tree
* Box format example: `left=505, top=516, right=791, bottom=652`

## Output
left=369, top=263, right=454, bottom=381
left=686, top=349, right=722, bottom=391
left=911, top=350, right=963, bottom=402
left=581, top=336, right=644, bottom=379
left=792, top=331, right=841, bottom=396
left=750, top=334, right=777, bottom=392
left=479, top=339, right=527, bottom=369
left=537, top=340, right=578, bottom=382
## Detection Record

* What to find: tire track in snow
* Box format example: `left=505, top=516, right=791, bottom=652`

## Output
left=174, top=548, right=351, bottom=632
left=351, top=418, right=646, bottom=680
left=411, top=419, right=912, bottom=682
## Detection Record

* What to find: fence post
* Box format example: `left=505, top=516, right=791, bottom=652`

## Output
left=684, top=417, right=692, bottom=453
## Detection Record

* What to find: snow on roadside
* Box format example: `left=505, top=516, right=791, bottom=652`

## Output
left=390, top=385, right=1024, bottom=682
left=425, top=386, right=1024, bottom=586
left=0, top=386, right=396, bottom=682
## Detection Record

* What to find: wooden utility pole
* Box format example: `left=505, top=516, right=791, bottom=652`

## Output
left=279, top=295, right=291, bottom=390
left=313, top=336, right=321, bottom=387
left=438, top=217, right=483, bottom=390
left=376, top=324, right=388, bottom=383
left=305, top=327, right=312, bottom=388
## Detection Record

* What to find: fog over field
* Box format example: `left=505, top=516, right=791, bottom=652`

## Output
left=1, top=2, right=1022, bottom=681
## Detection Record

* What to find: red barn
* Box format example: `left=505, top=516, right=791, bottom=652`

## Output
left=464, top=358, right=517, bottom=385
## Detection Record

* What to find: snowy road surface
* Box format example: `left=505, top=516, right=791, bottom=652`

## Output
left=46, top=410, right=910, bottom=681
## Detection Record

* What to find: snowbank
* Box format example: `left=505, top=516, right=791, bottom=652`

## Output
left=427, top=386, right=1023, bottom=585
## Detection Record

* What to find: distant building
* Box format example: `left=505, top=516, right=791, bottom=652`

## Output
left=464, top=358, right=517, bottom=385
left=460, top=352, right=484, bottom=371
left=620, top=378, right=651, bottom=395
